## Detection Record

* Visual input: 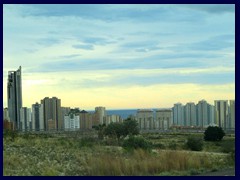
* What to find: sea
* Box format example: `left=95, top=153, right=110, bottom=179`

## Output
left=107, top=109, right=137, bottom=119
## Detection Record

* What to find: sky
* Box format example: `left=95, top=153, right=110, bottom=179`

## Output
left=3, top=4, right=235, bottom=110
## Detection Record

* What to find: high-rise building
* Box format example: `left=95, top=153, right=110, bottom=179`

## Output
left=214, top=100, right=229, bottom=130
left=3, top=108, right=10, bottom=121
left=184, top=102, right=196, bottom=126
left=20, top=107, right=32, bottom=131
left=155, top=109, right=173, bottom=130
left=104, top=115, right=122, bottom=125
left=7, top=66, right=22, bottom=129
left=95, top=106, right=106, bottom=124
left=136, top=109, right=154, bottom=130
left=41, top=97, right=62, bottom=130
left=196, top=100, right=214, bottom=128
left=173, top=103, right=184, bottom=126
left=32, top=103, right=44, bottom=131
left=229, top=100, right=235, bottom=130
left=64, top=113, right=80, bottom=130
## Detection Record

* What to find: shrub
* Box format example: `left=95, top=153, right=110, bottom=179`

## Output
left=186, top=136, right=203, bottom=151
left=122, top=136, right=152, bottom=151
left=168, top=142, right=177, bottom=150
left=204, top=126, right=225, bottom=141
left=79, top=137, right=97, bottom=148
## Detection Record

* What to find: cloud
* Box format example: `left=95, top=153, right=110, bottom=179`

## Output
left=183, top=4, right=235, bottom=14
left=36, top=38, right=61, bottom=46
left=72, top=44, right=94, bottom=50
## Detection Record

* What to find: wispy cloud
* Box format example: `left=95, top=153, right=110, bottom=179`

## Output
left=72, top=44, right=94, bottom=50
left=3, top=4, right=235, bottom=108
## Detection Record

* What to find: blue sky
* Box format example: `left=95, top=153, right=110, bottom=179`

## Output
left=3, top=4, right=235, bottom=109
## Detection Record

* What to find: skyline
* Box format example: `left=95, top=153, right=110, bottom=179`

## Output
left=3, top=4, right=235, bottom=110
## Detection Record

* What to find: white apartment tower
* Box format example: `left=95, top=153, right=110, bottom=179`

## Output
left=214, top=100, right=229, bottom=130
left=184, top=102, right=197, bottom=126
left=229, top=100, right=235, bottom=130
left=173, top=103, right=184, bottom=126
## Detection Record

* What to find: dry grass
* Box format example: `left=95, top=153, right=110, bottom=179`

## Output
left=86, top=149, right=227, bottom=175
left=3, top=134, right=234, bottom=176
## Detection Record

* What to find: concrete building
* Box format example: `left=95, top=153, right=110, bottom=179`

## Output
left=104, top=115, right=122, bottom=125
left=214, top=100, right=229, bottom=130
left=3, top=108, right=10, bottom=121
left=41, top=97, right=62, bottom=130
left=64, top=113, right=80, bottom=130
left=173, top=103, right=184, bottom=126
left=196, top=100, right=214, bottom=128
left=7, top=66, right=22, bottom=130
left=20, top=107, right=31, bottom=131
left=184, top=102, right=197, bottom=126
left=79, top=110, right=93, bottom=130
left=61, top=107, right=71, bottom=124
left=95, top=106, right=106, bottom=124
left=136, top=109, right=154, bottom=130
left=229, top=100, right=235, bottom=130
left=155, top=109, right=173, bottom=130
left=32, top=103, right=44, bottom=131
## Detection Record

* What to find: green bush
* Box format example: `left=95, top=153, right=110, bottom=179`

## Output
left=204, top=126, right=225, bottom=141
left=186, top=136, right=203, bottom=151
left=79, top=137, right=97, bottom=148
left=168, top=142, right=177, bottom=150
left=122, top=136, right=152, bottom=151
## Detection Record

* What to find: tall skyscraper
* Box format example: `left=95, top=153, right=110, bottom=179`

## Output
left=229, top=100, right=235, bottom=130
left=41, top=97, right=62, bottom=130
left=196, top=100, right=215, bottom=128
left=20, top=107, right=31, bottom=131
left=32, top=103, right=44, bottom=131
left=214, top=100, right=228, bottom=130
left=184, top=102, right=196, bottom=126
left=173, top=103, right=184, bottom=126
left=7, top=66, right=22, bottom=129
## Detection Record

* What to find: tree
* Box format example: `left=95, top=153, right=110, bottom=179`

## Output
left=122, top=118, right=139, bottom=137
left=92, top=124, right=106, bottom=140
left=204, top=126, right=225, bottom=141
left=104, top=122, right=124, bottom=143
left=104, top=118, right=140, bottom=143
left=186, top=136, right=203, bottom=151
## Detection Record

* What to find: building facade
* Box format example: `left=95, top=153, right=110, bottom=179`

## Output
left=173, top=103, right=184, bottom=126
left=95, top=106, right=106, bottom=124
left=64, top=113, right=80, bottom=130
left=155, top=109, right=173, bottom=130
left=41, top=97, right=62, bottom=130
left=214, top=100, right=229, bottom=130
left=7, top=66, right=22, bottom=129
left=20, top=107, right=32, bottom=131
left=104, top=115, right=122, bottom=125
left=229, top=100, right=235, bottom=130
left=32, top=103, right=44, bottom=131
left=184, top=102, right=197, bottom=126
left=3, top=108, right=10, bottom=121
left=196, top=100, right=214, bottom=128
left=136, top=109, right=154, bottom=130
